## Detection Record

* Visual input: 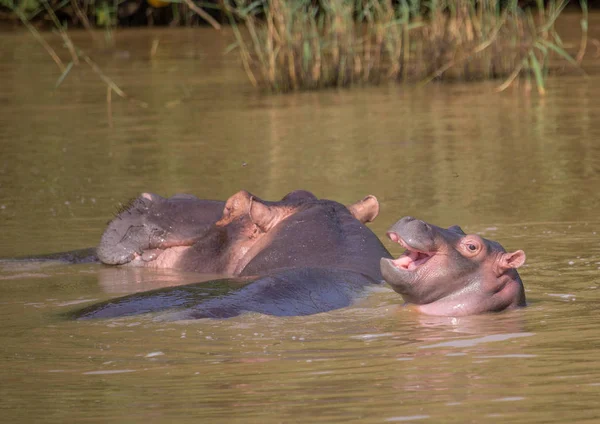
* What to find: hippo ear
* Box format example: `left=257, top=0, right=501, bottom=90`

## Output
left=221, top=190, right=253, bottom=221
left=347, top=195, right=380, bottom=223
left=249, top=198, right=282, bottom=233
left=448, top=225, right=466, bottom=235
left=500, top=250, right=526, bottom=270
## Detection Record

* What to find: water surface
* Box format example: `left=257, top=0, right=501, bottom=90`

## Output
left=1, top=14, right=600, bottom=423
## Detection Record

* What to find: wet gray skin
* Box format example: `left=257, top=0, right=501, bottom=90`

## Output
left=181, top=190, right=388, bottom=277
left=96, top=193, right=224, bottom=266
left=96, top=190, right=387, bottom=276
left=76, top=190, right=391, bottom=320
left=380, top=216, right=526, bottom=316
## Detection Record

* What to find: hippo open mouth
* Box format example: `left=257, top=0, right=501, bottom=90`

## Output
left=387, top=231, right=434, bottom=271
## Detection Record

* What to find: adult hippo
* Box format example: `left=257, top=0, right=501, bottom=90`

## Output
left=74, top=190, right=392, bottom=319
left=97, top=189, right=384, bottom=274
left=381, top=216, right=527, bottom=316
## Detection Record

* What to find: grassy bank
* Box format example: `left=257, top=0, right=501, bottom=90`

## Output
left=1, top=0, right=588, bottom=94
left=226, top=0, right=588, bottom=94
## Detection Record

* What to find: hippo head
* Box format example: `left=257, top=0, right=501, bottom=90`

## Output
left=380, top=216, right=526, bottom=316
left=181, top=190, right=381, bottom=275
left=96, top=193, right=224, bottom=266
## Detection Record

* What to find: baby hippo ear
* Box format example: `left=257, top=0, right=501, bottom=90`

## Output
left=347, top=195, right=380, bottom=223
left=500, top=250, right=526, bottom=270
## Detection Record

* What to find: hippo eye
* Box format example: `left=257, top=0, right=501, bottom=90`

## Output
left=462, top=239, right=482, bottom=255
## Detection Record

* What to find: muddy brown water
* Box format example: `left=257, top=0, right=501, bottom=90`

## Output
left=1, top=13, right=600, bottom=423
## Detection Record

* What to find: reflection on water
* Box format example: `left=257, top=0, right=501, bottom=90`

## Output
left=96, top=266, right=230, bottom=293
left=1, top=14, right=600, bottom=423
left=418, top=332, right=534, bottom=349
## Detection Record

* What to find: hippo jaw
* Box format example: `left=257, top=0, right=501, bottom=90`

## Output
left=380, top=235, right=447, bottom=305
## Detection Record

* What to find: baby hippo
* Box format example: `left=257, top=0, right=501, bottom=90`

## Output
left=380, top=217, right=526, bottom=316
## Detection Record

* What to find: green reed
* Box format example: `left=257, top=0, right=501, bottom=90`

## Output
left=226, top=0, right=587, bottom=94
left=1, top=0, right=586, bottom=94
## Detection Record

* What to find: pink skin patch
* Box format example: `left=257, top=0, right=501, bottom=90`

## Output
left=388, top=232, right=434, bottom=271
left=131, top=246, right=190, bottom=268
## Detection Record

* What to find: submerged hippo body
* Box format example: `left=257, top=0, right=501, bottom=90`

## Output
left=76, top=190, right=392, bottom=320
left=380, top=217, right=526, bottom=317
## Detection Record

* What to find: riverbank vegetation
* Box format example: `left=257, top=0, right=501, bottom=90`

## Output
left=226, top=0, right=588, bottom=94
left=0, top=0, right=589, bottom=94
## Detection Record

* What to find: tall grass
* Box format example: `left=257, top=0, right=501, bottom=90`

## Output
left=226, top=0, right=587, bottom=94
left=1, top=0, right=587, bottom=94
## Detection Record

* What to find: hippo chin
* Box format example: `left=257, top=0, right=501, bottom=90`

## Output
left=380, top=216, right=526, bottom=317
